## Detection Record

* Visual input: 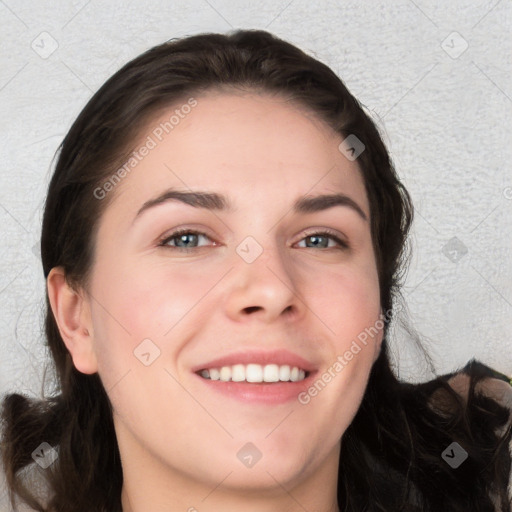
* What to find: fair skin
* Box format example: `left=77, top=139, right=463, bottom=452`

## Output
left=47, top=91, right=383, bottom=512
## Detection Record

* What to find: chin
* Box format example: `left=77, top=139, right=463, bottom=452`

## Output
left=212, top=458, right=312, bottom=494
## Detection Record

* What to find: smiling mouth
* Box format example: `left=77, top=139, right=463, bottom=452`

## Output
left=197, top=363, right=309, bottom=383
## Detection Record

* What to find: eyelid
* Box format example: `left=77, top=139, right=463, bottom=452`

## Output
left=158, top=227, right=215, bottom=249
left=158, top=226, right=349, bottom=251
left=296, top=227, right=349, bottom=249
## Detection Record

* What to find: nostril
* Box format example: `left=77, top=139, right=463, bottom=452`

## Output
left=244, top=306, right=262, bottom=314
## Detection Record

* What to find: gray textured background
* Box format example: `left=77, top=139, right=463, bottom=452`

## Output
left=0, top=0, right=511, bottom=403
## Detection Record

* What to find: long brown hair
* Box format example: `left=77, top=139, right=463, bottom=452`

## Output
left=1, top=29, right=510, bottom=512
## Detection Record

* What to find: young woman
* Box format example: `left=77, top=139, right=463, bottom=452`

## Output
left=1, top=29, right=511, bottom=512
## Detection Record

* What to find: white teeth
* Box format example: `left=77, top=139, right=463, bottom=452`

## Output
left=220, top=366, right=231, bottom=382
left=263, top=364, right=279, bottom=382
left=231, top=364, right=245, bottom=382
left=199, top=363, right=307, bottom=383
left=279, top=365, right=290, bottom=381
left=246, top=363, right=263, bottom=382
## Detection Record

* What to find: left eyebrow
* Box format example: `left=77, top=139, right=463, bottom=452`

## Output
left=294, top=193, right=368, bottom=221
left=133, top=188, right=368, bottom=224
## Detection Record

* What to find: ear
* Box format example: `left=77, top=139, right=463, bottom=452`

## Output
left=47, top=267, right=98, bottom=374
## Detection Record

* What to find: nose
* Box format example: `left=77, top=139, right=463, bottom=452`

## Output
left=223, top=243, right=304, bottom=324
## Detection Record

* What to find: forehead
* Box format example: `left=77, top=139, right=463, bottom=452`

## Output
left=102, top=91, right=369, bottom=219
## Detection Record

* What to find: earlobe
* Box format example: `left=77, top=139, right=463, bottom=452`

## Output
left=47, top=267, right=98, bottom=375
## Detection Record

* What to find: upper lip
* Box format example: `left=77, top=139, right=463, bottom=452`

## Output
left=191, top=349, right=318, bottom=373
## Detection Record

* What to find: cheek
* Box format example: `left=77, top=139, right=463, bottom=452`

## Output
left=307, top=261, right=381, bottom=342
left=116, top=260, right=224, bottom=336
left=91, top=257, right=191, bottom=332
left=89, top=259, right=219, bottom=373
left=335, top=273, right=382, bottom=382
left=298, top=262, right=381, bottom=404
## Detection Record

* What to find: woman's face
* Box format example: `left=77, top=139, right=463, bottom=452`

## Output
left=74, top=91, right=382, bottom=504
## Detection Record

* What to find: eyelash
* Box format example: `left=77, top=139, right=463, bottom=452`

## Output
left=158, top=228, right=349, bottom=252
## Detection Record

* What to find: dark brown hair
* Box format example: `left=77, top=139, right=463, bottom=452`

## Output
left=1, top=29, right=511, bottom=512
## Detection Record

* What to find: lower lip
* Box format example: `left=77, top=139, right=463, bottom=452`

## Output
left=194, top=372, right=316, bottom=404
